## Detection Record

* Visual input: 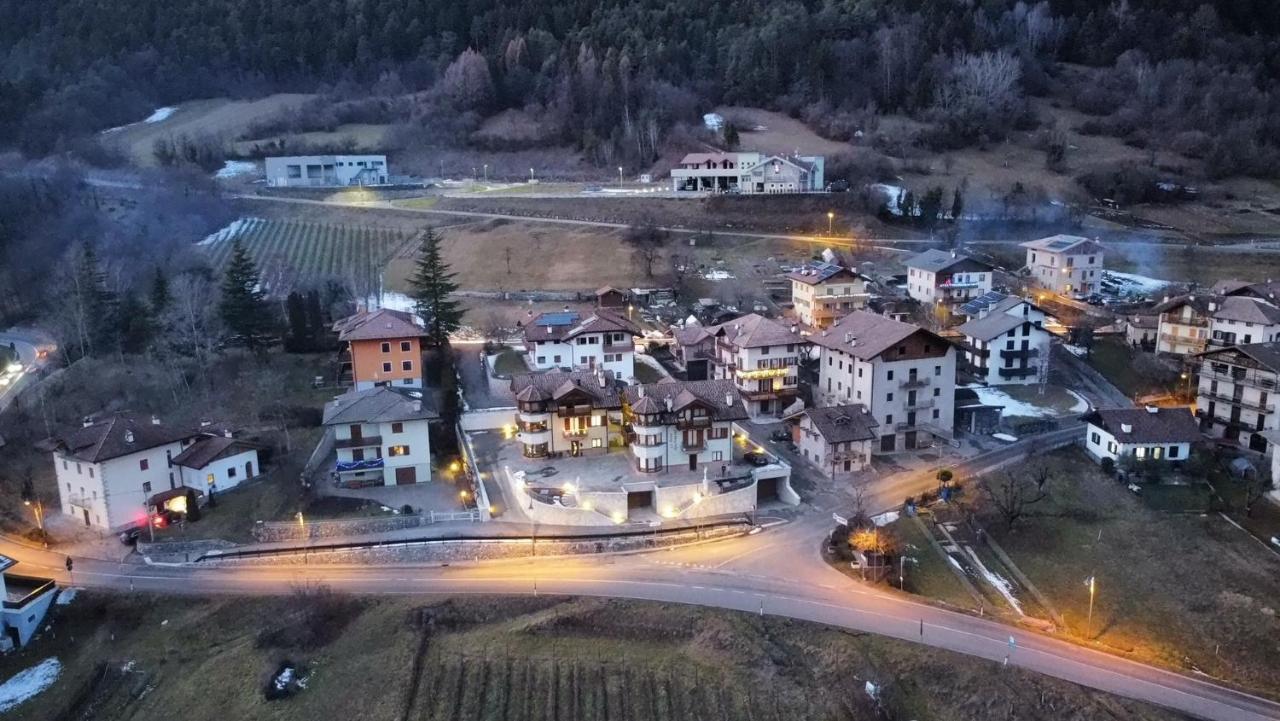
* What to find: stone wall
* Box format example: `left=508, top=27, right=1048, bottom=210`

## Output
left=251, top=514, right=426, bottom=542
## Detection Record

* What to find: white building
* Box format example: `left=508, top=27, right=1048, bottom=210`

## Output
left=1195, top=342, right=1280, bottom=453
left=1020, top=235, right=1105, bottom=297
left=671, top=152, right=824, bottom=194
left=904, top=249, right=994, bottom=306
left=41, top=415, right=206, bottom=530
left=511, top=370, right=622, bottom=458
left=954, top=295, right=1051, bottom=385
left=1152, top=294, right=1214, bottom=356
left=324, top=387, right=438, bottom=487
left=811, top=311, right=957, bottom=453
left=796, top=405, right=879, bottom=478
left=0, top=555, right=56, bottom=650
left=786, top=260, right=871, bottom=329
left=170, top=429, right=263, bottom=496
left=1208, top=296, right=1280, bottom=348
left=1083, top=407, right=1201, bottom=465
left=624, top=380, right=748, bottom=473
left=701, top=313, right=807, bottom=418
left=264, top=155, right=389, bottom=188
left=523, top=309, right=641, bottom=381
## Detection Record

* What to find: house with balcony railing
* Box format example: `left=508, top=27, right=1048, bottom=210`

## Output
left=622, top=380, right=747, bottom=473
left=787, top=260, right=872, bottom=329
left=523, top=308, right=642, bottom=380
left=1194, top=341, right=1280, bottom=453
left=323, top=386, right=438, bottom=487
left=905, top=249, right=994, bottom=308
left=1208, top=296, right=1280, bottom=349
left=683, top=313, right=809, bottom=418
left=955, top=295, right=1051, bottom=386
left=510, top=369, right=623, bottom=459
left=1152, top=294, right=1214, bottom=356
left=1020, top=235, right=1104, bottom=297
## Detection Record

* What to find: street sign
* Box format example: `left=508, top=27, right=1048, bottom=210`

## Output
left=64, top=557, right=73, bottom=573
left=832, top=513, right=848, bottom=526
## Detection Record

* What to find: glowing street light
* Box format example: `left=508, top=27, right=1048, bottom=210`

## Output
left=1085, top=575, right=1097, bottom=639
left=618, top=166, right=624, bottom=186
left=827, top=211, right=834, bottom=235
left=23, top=498, right=46, bottom=547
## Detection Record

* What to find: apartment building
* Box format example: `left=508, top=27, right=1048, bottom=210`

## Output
left=671, top=152, right=824, bottom=194
left=787, top=260, right=871, bottom=329
left=511, top=370, right=622, bottom=459
left=812, top=311, right=956, bottom=453
left=334, top=308, right=425, bottom=390
left=1196, top=342, right=1280, bottom=453
left=904, top=249, right=994, bottom=306
left=0, top=555, right=55, bottom=649
left=523, top=309, right=641, bottom=380
left=1020, top=235, right=1105, bottom=296
left=1083, top=407, right=1201, bottom=465
left=41, top=415, right=203, bottom=530
left=955, top=296, right=1051, bottom=385
left=264, top=154, right=388, bottom=187
left=623, top=380, right=747, bottom=473
left=1208, top=296, right=1280, bottom=348
left=699, top=313, right=807, bottom=418
left=324, top=387, right=438, bottom=487
left=796, top=405, right=879, bottom=478
left=1151, top=294, right=1214, bottom=356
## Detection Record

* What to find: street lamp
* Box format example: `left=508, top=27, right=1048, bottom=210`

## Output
left=529, top=167, right=535, bottom=183
left=627, top=304, right=634, bottom=320
left=1085, top=575, right=1097, bottom=639
left=483, top=164, right=489, bottom=182
left=618, top=166, right=624, bottom=186
left=827, top=211, right=834, bottom=235
left=23, top=498, right=46, bottom=548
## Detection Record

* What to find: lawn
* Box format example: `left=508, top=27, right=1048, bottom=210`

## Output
left=973, top=447, right=1280, bottom=696
left=890, top=516, right=980, bottom=612
left=1085, top=336, right=1177, bottom=398
left=0, top=595, right=1184, bottom=721
left=633, top=359, right=665, bottom=384
left=491, top=347, right=528, bottom=376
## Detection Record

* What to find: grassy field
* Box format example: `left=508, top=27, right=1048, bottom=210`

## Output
left=886, top=516, right=980, bottom=611
left=1, top=594, right=1186, bottom=721
left=202, top=217, right=415, bottom=295
left=973, top=448, right=1280, bottom=696
left=491, top=348, right=528, bottom=376
left=1085, top=337, right=1178, bottom=398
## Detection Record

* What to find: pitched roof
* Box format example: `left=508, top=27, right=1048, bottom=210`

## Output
left=41, top=415, right=195, bottom=463
left=786, top=260, right=866, bottom=286
left=323, top=387, right=439, bottom=426
left=333, top=308, right=423, bottom=341
left=1198, top=341, right=1280, bottom=372
left=1212, top=296, right=1280, bottom=325
left=955, top=310, right=1027, bottom=341
left=170, top=434, right=261, bottom=470
left=810, top=310, right=946, bottom=360
left=522, top=309, right=641, bottom=343
left=1020, top=235, right=1104, bottom=255
left=803, top=405, right=879, bottom=443
left=1150, top=293, right=1217, bottom=315
left=707, top=313, right=800, bottom=349
left=673, top=324, right=712, bottom=347
left=1213, top=279, right=1280, bottom=301
left=1082, top=407, right=1201, bottom=444
left=905, top=248, right=992, bottom=274
left=510, top=370, right=622, bottom=409
left=623, top=380, right=749, bottom=422
left=1127, top=314, right=1159, bottom=329
left=1211, top=279, right=1254, bottom=296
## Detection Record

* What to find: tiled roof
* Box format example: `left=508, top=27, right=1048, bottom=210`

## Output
left=1020, top=235, right=1104, bottom=254
left=1082, top=407, right=1201, bottom=444
left=1151, top=293, right=1217, bottom=315
left=623, top=380, right=748, bottom=422
left=955, top=311, right=1026, bottom=342
left=804, top=405, right=879, bottom=443
left=170, top=435, right=261, bottom=470
left=510, top=370, right=622, bottom=409
left=1199, top=341, right=1280, bottom=372
left=905, top=248, right=992, bottom=274
left=522, top=309, right=641, bottom=343
left=333, top=308, right=423, bottom=341
left=323, top=387, right=439, bottom=426
left=673, top=325, right=711, bottom=347
left=786, top=260, right=865, bottom=285
left=41, top=415, right=195, bottom=463
left=707, top=313, right=801, bottom=349
left=810, top=310, right=945, bottom=360
left=1212, top=296, right=1280, bottom=325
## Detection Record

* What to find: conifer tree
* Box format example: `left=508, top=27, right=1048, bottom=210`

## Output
left=407, top=227, right=463, bottom=348
left=218, top=239, right=273, bottom=351
left=149, top=267, right=171, bottom=315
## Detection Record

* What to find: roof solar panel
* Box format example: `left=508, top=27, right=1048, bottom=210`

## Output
left=1046, top=239, right=1074, bottom=250
left=539, top=312, right=580, bottom=326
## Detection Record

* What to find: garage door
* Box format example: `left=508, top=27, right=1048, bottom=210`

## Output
left=757, top=477, right=778, bottom=503
left=627, top=491, right=653, bottom=509
left=395, top=467, right=417, bottom=485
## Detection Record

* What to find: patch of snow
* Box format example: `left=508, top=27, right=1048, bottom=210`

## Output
left=199, top=217, right=259, bottom=246
left=1066, top=389, right=1090, bottom=413
left=992, top=433, right=1018, bottom=442
left=965, top=385, right=1057, bottom=418
left=869, top=184, right=905, bottom=215
left=634, top=353, right=672, bottom=381
left=871, top=510, right=899, bottom=527
left=144, top=107, right=177, bottom=124
left=55, top=588, right=77, bottom=606
left=215, top=160, right=257, bottom=179
left=1063, top=344, right=1088, bottom=358
left=703, top=113, right=724, bottom=131
left=701, top=270, right=735, bottom=281
left=946, top=554, right=964, bottom=571
left=1105, top=271, right=1169, bottom=294
left=964, top=546, right=1024, bottom=615
left=0, top=658, right=61, bottom=713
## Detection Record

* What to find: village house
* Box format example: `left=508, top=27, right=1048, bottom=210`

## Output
left=39, top=415, right=242, bottom=530
left=1152, top=294, right=1214, bottom=356
left=796, top=405, right=880, bottom=478
left=954, top=295, right=1051, bottom=386
left=904, top=249, right=994, bottom=307
left=1212, top=278, right=1280, bottom=302
left=1083, top=406, right=1201, bottom=465
left=333, top=308, right=426, bottom=390
left=673, top=321, right=717, bottom=381
left=170, top=427, right=263, bottom=496
left=1020, top=235, right=1105, bottom=297
left=670, top=152, right=824, bottom=194
left=0, top=555, right=56, bottom=650
left=511, top=369, right=622, bottom=459
left=522, top=309, right=642, bottom=380
left=595, top=286, right=628, bottom=309
left=1208, top=295, right=1280, bottom=348
left=324, top=386, right=438, bottom=487
left=1195, top=342, right=1280, bottom=453
left=1125, top=313, right=1159, bottom=349
left=624, top=380, right=746, bottom=473
left=264, top=154, right=389, bottom=187
left=787, top=260, right=871, bottom=329
left=697, top=313, right=807, bottom=418
left=811, top=310, right=957, bottom=453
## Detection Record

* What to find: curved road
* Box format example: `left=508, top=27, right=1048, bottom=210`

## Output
left=2, top=513, right=1276, bottom=721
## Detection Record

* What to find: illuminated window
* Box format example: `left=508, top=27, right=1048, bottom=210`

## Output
left=206, top=473, right=215, bottom=484
left=388, top=445, right=411, bottom=457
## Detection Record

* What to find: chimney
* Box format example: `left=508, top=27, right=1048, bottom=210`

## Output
left=200, top=419, right=212, bottom=427
left=951, top=249, right=957, bottom=258
left=664, top=397, right=673, bottom=412
left=791, top=325, right=798, bottom=334
left=638, top=386, right=646, bottom=398
left=82, top=416, right=94, bottom=428
left=151, top=415, right=161, bottom=426
left=1120, top=423, right=1133, bottom=434
left=413, top=400, right=422, bottom=412
left=124, top=430, right=135, bottom=443
left=725, top=392, right=734, bottom=407
left=563, top=304, right=569, bottom=312
left=1145, top=406, right=1158, bottom=414
left=223, top=429, right=233, bottom=438
left=596, top=368, right=607, bottom=388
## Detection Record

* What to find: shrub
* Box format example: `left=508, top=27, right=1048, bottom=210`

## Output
left=1100, top=457, right=1116, bottom=477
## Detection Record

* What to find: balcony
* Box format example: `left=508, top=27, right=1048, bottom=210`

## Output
left=681, top=438, right=707, bottom=452
left=563, top=427, right=590, bottom=438
left=335, top=458, right=384, bottom=473
left=556, top=405, right=595, bottom=418
left=603, top=341, right=634, bottom=354
left=1159, top=332, right=1205, bottom=348
left=998, top=366, right=1038, bottom=379
left=999, top=348, right=1040, bottom=360
left=1203, top=367, right=1277, bottom=390
left=517, top=420, right=548, bottom=433
left=1199, top=390, right=1273, bottom=413
left=676, top=416, right=713, bottom=430
left=938, top=278, right=980, bottom=289
left=334, top=435, right=382, bottom=450
left=899, top=377, right=931, bottom=389
left=904, top=398, right=934, bottom=411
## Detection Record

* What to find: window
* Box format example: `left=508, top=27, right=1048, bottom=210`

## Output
left=537, top=356, right=545, bottom=364
left=885, top=415, right=893, bottom=424
left=934, top=365, right=942, bottom=376
left=887, top=370, right=894, bottom=381
left=392, top=422, right=404, bottom=434
left=142, top=481, right=152, bottom=493
left=382, top=362, right=392, bottom=372
left=228, top=466, right=238, bottom=478
left=62, top=459, right=67, bottom=470
left=388, top=445, right=410, bottom=457
left=933, top=387, right=940, bottom=397
left=1091, top=432, right=1100, bottom=444
left=140, top=459, right=150, bottom=471
left=401, top=360, right=413, bottom=371
left=591, top=414, right=604, bottom=427
left=88, top=467, right=94, bottom=478
left=381, top=342, right=391, bottom=353
left=1135, top=447, right=1147, bottom=459
left=591, top=438, right=603, bottom=448
left=1168, top=445, right=1180, bottom=459
left=886, top=392, right=894, bottom=402
left=400, top=340, right=411, bottom=352
left=207, top=473, right=215, bottom=484
left=932, top=409, right=940, bottom=419
left=761, top=346, right=770, bottom=355
left=76, top=463, right=82, bottom=474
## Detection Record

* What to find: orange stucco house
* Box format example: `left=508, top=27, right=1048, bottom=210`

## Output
left=333, top=308, right=426, bottom=390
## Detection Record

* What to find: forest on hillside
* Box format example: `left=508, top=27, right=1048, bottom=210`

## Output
left=3, top=0, right=1280, bottom=177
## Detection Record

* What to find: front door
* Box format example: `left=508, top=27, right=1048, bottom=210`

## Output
left=245, top=461, right=254, bottom=479
left=349, top=424, right=362, bottom=441
left=82, top=509, right=90, bottom=526
left=570, top=441, right=582, bottom=457
left=688, top=454, right=697, bottom=470
left=394, top=467, right=416, bottom=485
left=880, top=434, right=896, bottom=453
left=905, top=431, right=917, bottom=449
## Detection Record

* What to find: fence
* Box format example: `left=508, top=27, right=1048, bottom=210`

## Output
left=252, top=508, right=481, bottom=542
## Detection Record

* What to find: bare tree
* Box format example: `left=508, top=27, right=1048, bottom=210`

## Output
left=979, top=462, right=1051, bottom=531
left=624, top=217, right=669, bottom=279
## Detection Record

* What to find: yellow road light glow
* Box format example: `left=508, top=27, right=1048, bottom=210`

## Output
left=611, top=511, right=625, bottom=523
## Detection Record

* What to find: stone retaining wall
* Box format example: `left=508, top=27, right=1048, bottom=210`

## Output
left=252, top=514, right=425, bottom=542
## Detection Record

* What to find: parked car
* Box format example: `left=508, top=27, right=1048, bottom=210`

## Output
left=769, top=429, right=791, bottom=443
left=743, top=451, right=771, bottom=466
left=118, top=528, right=142, bottom=546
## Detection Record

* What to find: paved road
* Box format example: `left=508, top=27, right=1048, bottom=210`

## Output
left=0, top=329, right=53, bottom=412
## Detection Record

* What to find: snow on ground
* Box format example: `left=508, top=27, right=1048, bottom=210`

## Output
left=199, top=217, right=260, bottom=246
left=1062, top=344, right=1088, bottom=358
left=101, top=106, right=177, bottom=134
left=1106, top=271, right=1170, bottom=294
left=701, top=270, right=735, bottom=281
left=869, top=184, right=905, bottom=215
left=55, top=588, right=77, bottom=605
left=965, top=385, right=1058, bottom=418
left=634, top=352, right=672, bottom=380
left=871, top=510, right=899, bottom=527
left=1066, top=389, right=1090, bottom=413
left=0, top=658, right=61, bottom=713
left=992, top=433, right=1019, bottom=442
left=964, top=547, right=1024, bottom=615
left=214, top=160, right=257, bottom=179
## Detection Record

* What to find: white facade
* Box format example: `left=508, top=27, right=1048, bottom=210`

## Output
left=1208, top=303, right=1280, bottom=348
left=1196, top=346, right=1280, bottom=453
left=789, top=268, right=870, bottom=329
left=716, top=343, right=801, bottom=418
left=176, top=449, right=259, bottom=493
left=54, top=439, right=193, bottom=530
left=265, top=155, right=389, bottom=188
left=1085, top=424, right=1192, bottom=464
left=1021, top=236, right=1104, bottom=296
left=629, top=409, right=735, bottom=473
left=796, top=418, right=875, bottom=478
left=332, top=418, right=433, bottom=486
left=527, top=332, right=635, bottom=380
left=960, top=301, right=1051, bottom=386
left=671, top=152, right=824, bottom=194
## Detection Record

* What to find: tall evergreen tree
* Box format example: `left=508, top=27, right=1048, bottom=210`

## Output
left=116, top=289, right=153, bottom=355
left=218, top=239, right=273, bottom=351
left=149, top=267, right=171, bottom=314
left=68, top=240, right=117, bottom=359
left=407, top=227, right=463, bottom=348
left=951, top=188, right=965, bottom=220
left=283, top=291, right=309, bottom=352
